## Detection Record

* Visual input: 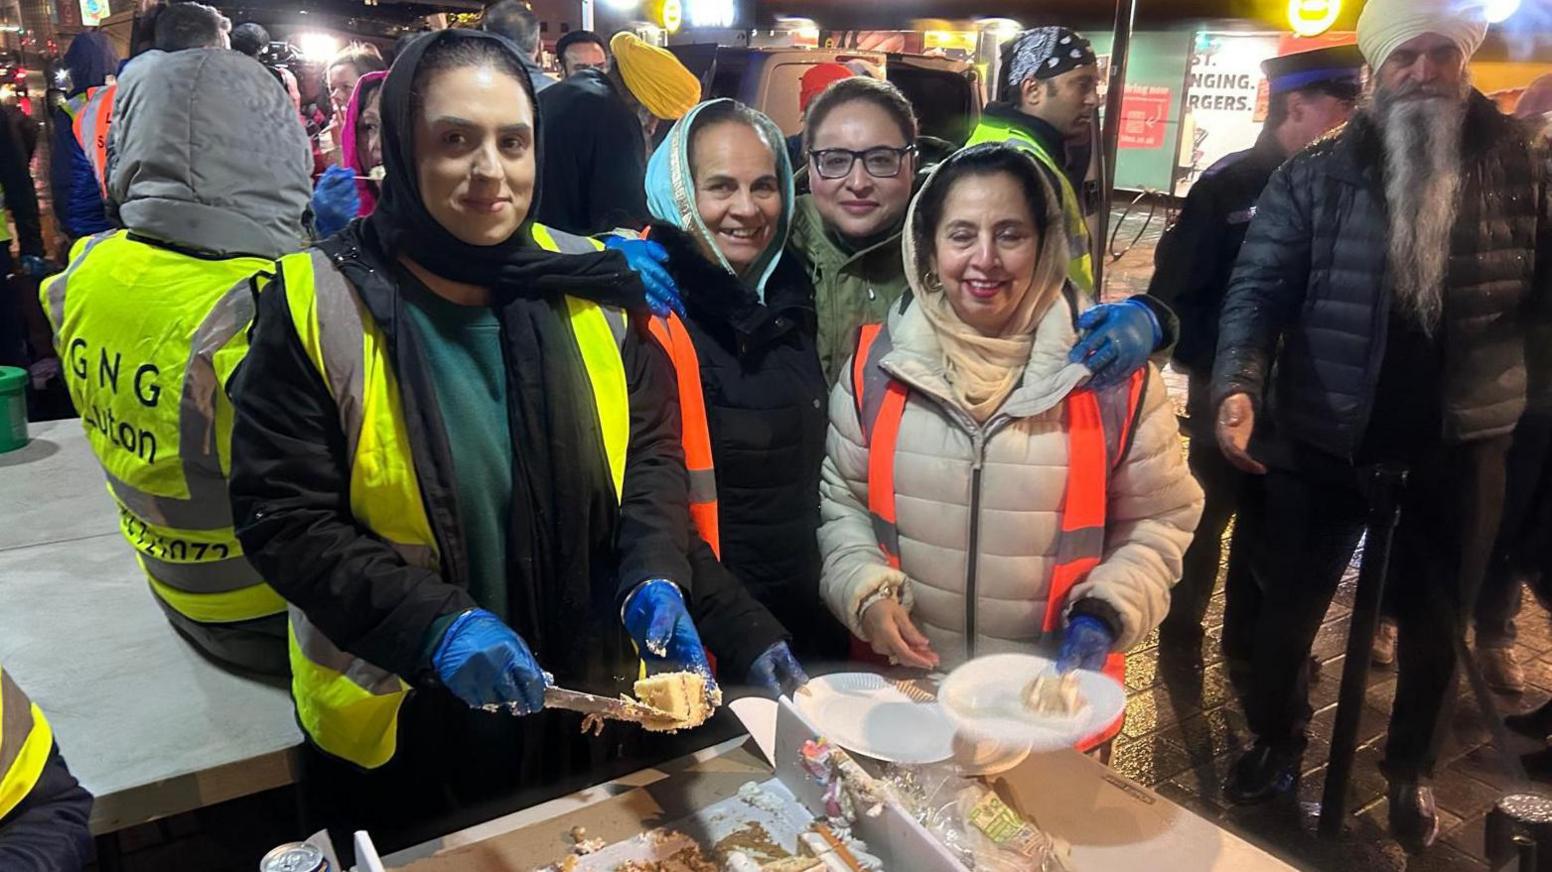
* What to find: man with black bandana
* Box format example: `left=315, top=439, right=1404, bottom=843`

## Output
left=967, top=26, right=1102, bottom=297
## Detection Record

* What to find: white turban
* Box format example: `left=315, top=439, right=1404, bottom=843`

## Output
left=1357, top=0, right=1488, bottom=71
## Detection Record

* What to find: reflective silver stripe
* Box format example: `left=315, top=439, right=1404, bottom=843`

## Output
left=856, top=326, right=896, bottom=443
left=0, top=669, right=37, bottom=783
left=688, top=468, right=718, bottom=504
left=290, top=607, right=404, bottom=696
left=42, top=231, right=115, bottom=335
left=140, top=552, right=264, bottom=594
left=1054, top=524, right=1105, bottom=565
left=1094, top=374, right=1142, bottom=472
left=601, top=305, right=627, bottom=348
left=870, top=511, right=900, bottom=557
left=307, top=249, right=368, bottom=463
left=544, top=226, right=605, bottom=254
left=101, top=277, right=257, bottom=532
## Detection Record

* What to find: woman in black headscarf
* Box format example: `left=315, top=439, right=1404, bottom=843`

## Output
left=227, top=29, right=725, bottom=854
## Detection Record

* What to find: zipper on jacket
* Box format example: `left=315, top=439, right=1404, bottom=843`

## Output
left=965, top=434, right=986, bottom=661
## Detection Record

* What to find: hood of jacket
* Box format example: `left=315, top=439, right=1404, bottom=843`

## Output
left=341, top=70, right=387, bottom=217
left=61, top=32, right=118, bottom=98
left=645, top=99, right=795, bottom=302
left=894, top=144, right=1079, bottom=420
left=110, top=50, right=312, bottom=259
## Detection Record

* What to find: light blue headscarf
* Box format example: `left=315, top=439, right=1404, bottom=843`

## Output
left=644, top=99, right=795, bottom=302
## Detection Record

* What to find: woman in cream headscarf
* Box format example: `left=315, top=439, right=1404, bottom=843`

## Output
left=819, top=144, right=1202, bottom=697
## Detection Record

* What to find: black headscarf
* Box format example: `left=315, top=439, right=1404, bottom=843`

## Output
left=368, top=29, right=640, bottom=304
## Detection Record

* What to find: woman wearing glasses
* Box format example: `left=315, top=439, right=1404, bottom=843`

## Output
left=790, top=77, right=1175, bottom=388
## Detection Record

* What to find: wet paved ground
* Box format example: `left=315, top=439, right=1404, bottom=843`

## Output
left=1103, top=201, right=1548, bottom=872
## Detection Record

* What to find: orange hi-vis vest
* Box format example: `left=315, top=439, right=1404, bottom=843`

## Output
left=72, top=83, right=115, bottom=198
left=852, top=322, right=1145, bottom=750
left=643, top=312, right=721, bottom=556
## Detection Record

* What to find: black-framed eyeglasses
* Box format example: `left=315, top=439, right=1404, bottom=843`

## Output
left=808, top=146, right=916, bottom=180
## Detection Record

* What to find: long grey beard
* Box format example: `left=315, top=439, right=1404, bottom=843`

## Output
left=1375, top=88, right=1467, bottom=337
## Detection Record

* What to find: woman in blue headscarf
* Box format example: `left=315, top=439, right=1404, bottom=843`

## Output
left=641, top=98, right=847, bottom=661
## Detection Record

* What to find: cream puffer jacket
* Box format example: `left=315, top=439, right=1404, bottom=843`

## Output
left=818, top=294, right=1203, bottom=669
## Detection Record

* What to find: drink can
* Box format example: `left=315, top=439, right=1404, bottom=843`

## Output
left=261, top=842, right=330, bottom=872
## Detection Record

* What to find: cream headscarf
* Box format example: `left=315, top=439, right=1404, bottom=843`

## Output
left=1357, top=0, right=1488, bottom=71
left=901, top=144, right=1070, bottom=421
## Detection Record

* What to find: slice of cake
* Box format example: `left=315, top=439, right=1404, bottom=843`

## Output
left=1021, top=672, right=1083, bottom=717
left=633, top=671, right=720, bottom=732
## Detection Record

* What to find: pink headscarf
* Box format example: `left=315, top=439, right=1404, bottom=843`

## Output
left=340, top=70, right=389, bottom=217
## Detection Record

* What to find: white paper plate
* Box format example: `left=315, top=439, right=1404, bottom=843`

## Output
left=938, top=653, right=1127, bottom=753
left=792, top=672, right=956, bottom=764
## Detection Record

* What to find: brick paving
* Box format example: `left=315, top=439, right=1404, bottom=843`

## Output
left=1103, top=200, right=1549, bottom=871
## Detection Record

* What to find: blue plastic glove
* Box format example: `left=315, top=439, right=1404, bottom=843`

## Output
left=18, top=255, right=52, bottom=278
left=1069, top=299, right=1161, bottom=389
left=604, top=236, right=684, bottom=317
left=310, top=165, right=360, bottom=240
left=622, top=579, right=719, bottom=699
left=432, top=608, right=550, bottom=713
left=1055, top=615, right=1115, bottom=674
left=747, top=641, right=810, bottom=698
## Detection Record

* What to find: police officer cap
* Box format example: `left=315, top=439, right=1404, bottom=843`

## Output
left=1261, top=44, right=1364, bottom=98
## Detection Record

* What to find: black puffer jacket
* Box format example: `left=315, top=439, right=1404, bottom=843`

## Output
left=653, top=223, right=847, bottom=659
left=1213, top=92, right=1552, bottom=460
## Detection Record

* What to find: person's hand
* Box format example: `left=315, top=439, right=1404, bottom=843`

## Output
left=623, top=580, right=719, bottom=700
left=1069, top=299, right=1161, bottom=389
left=1056, top=614, right=1114, bottom=673
left=747, top=641, right=810, bottom=698
left=432, top=608, right=550, bottom=714
left=18, top=255, right=52, bottom=278
left=860, top=598, right=938, bottom=669
left=604, top=237, right=683, bottom=318
left=1216, top=392, right=1266, bottom=474
left=310, top=165, right=360, bottom=239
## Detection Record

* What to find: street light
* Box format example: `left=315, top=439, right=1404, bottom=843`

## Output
left=1485, top=0, right=1521, bottom=23
left=296, top=31, right=341, bottom=62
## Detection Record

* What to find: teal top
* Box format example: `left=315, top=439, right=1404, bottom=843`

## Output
left=401, top=274, right=515, bottom=631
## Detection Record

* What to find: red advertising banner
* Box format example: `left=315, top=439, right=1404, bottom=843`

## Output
left=1119, top=85, right=1171, bottom=149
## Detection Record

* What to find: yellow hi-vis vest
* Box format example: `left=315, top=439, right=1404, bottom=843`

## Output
left=40, top=231, right=285, bottom=627
left=278, top=223, right=630, bottom=769
left=965, top=117, right=1096, bottom=298
left=0, top=666, right=55, bottom=822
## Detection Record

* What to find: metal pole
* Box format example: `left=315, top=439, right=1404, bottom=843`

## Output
left=1096, top=0, right=1139, bottom=296
left=581, top=0, right=594, bottom=32
left=1319, top=464, right=1408, bottom=838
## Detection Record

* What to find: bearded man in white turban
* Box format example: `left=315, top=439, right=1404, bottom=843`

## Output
left=1209, top=0, right=1552, bottom=853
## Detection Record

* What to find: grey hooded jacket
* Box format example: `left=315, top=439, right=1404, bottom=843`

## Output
left=109, top=49, right=312, bottom=258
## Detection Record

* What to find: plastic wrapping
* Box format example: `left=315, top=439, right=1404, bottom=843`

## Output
left=885, top=764, right=1073, bottom=872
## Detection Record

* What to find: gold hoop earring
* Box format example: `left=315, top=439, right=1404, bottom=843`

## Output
left=924, top=271, right=943, bottom=293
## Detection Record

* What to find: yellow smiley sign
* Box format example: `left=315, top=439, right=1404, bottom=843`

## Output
left=651, top=0, right=683, bottom=33
left=1288, top=0, right=1341, bottom=36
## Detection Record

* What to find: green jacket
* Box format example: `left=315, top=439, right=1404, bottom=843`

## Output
left=789, top=194, right=912, bottom=385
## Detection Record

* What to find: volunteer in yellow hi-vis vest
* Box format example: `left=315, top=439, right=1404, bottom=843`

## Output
left=968, top=25, right=1105, bottom=298
left=40, top=49, right=314, bottom=675
left=0, top=665, right=94, bottom=867
left=225, top=32, right=717, bottom=856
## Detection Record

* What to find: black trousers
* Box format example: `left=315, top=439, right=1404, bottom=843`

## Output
left=1163, top=376, right=1262, bottom=664
left=1474, top=414, right=1552, bottom=647
left=1243, top=437, right=1509, bottom=780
